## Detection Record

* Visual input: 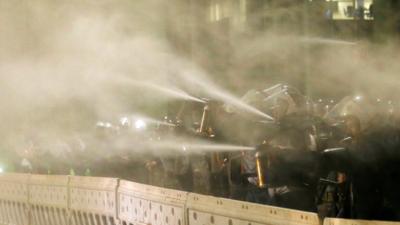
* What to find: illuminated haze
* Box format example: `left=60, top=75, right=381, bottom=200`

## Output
left=1, top=0, right=400, bottom=168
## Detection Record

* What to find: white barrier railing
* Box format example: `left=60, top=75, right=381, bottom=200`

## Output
left=29, top=175, right=69, bottom=225
left=0, top=173, right=29, bottom=225
left=69, top=176, right=118, bottom=225
left=186, top=193, right=319, bottom=225
left=0, top=173, right=399, bottom=225
left=118, top=180, right=187, bottom=225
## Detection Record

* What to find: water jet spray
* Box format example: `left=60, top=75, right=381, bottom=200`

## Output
left=118, top=77, right=206, bottom=103
left=181, top=74, right=274, bottom=121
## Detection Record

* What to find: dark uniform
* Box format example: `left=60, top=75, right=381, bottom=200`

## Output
left=318, top=96, right=393, bottom=220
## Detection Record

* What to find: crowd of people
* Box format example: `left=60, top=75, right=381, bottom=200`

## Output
left=142, top=85, right=400, bottom=221
left=10, top=84, right=400, bottom=221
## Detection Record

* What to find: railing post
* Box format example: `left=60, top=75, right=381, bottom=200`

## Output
left=27, top=173, right=31, bottom=225
left=67, top=175, right=71, bottom=225
left=114, top=178, right=121, bottom=225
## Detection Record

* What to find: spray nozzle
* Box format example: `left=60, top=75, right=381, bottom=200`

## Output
left=255, top=142, right=269, bottom=152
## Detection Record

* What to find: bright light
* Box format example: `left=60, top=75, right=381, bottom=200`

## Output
left=120, top=117, right=129, bottom=126
left=135, top=119, right=147, bottom=130
left=354, top=96, right=362, bottom=101
left=0, top=167, right=4, bottom=173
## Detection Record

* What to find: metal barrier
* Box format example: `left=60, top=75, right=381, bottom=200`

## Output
left=186, top=193, right=320, bottom=225
left=118, top=180, right=187, bottom=225
left=0, top=173, right=29, bottom=225
left=1, top=173, right=400, bottom=225
left=29, top=175, right=69, bottom=225
left=69, top=176, right=118, bottom=225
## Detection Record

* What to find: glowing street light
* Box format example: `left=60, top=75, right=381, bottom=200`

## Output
left=135, top=119, right=147, bottom=130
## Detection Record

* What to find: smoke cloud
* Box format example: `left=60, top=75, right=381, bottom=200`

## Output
left=0, top=0, right=399, bottom=172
